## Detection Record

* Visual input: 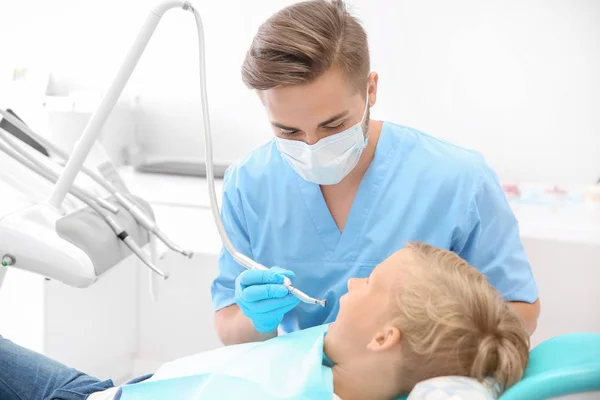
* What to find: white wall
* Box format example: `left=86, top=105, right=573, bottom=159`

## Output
left=1, top=0, right=599, bottom=183
left=361, top=0, right=600, bottom=184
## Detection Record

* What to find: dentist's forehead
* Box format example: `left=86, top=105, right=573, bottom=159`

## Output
left=260, top=68, right=359, bottom=119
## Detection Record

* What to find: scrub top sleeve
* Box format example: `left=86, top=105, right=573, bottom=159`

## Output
left=456, top=165, right=539, bottom=304
left=210, top=172, right=252, bottom=311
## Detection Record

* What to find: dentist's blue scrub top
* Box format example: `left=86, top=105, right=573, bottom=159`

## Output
left=211, top=122, right=538, bottom=334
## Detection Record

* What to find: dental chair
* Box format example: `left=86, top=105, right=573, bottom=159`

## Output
left=407, top=332, right=600, bottom=399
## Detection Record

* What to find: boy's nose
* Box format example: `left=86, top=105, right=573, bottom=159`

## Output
left=347, top=277, right=363, bottom=291
left=347, top=278, right=356, bottom=291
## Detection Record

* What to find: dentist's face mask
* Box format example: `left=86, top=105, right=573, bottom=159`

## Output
left=275, top=90, right=370, bottom=185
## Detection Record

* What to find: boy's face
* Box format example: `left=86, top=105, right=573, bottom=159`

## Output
left=327, top=248, right=413, bottom=354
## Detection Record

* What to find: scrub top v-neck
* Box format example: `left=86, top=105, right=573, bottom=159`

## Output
left=211, top=122, right=538, bottom=334
left=294, top=126, right=394, bottom=261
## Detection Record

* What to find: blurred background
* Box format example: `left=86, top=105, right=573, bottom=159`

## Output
left=1, top=0, right=598, bottom=182
left=0, top=0, right=599, bottom=391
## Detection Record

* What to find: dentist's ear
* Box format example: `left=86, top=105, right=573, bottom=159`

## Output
left=367, top=72, right=379, bottom=107
left=367, top=325, right=401, bottom=352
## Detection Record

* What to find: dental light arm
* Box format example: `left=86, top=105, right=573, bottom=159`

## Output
left=0, top=109, right=193, bottom=258
left=41, top=0, right=325, bottom=306
left=48, top=1, right=182, bottom=209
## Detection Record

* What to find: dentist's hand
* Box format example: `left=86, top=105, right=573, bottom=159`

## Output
left=234, top=267, right=300, bottom=333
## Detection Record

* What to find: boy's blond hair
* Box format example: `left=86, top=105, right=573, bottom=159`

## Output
left=241, top=0, right=369, bottom=92
left=395, top=243, right=529, bottom=391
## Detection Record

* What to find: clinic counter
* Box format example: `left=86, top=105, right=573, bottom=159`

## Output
left=510, top=202, right=600, bottom=246
left=119, top=166, right=223, bottom=208
left=119, top=167, right=600, bottom=247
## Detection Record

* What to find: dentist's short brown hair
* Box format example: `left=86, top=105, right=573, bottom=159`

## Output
left=242, top=0, right=370, bottom=92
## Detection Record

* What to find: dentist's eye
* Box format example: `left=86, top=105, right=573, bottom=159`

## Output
left=280, top=130, right=299, bottom=136
left=324, top=122, right=345, bottom=131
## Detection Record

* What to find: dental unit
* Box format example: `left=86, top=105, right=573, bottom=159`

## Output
left=0, top=108, right=192, bottom=259
left=0, top=0, right=325, bottom=307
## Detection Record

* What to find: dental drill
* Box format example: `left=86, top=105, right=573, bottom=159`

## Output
left=0, top=108, right=193, bottom=259
left=0, top=132, right=169, bottom=280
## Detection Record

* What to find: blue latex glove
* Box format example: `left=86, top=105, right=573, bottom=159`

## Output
left=234, top=267, right=300, bottom=333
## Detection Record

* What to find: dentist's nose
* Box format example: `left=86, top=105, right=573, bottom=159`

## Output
left=304, top=132, right=320, bottom=146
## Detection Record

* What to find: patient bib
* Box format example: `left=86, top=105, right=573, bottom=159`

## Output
left=119, top=324, right=333, bottom=399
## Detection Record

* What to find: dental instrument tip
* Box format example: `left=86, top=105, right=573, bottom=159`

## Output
left=154, top=230, right=193, bottom=259
left=319, top=299, right=327, bottom=307
left=175, top=248, right=194, bottom=258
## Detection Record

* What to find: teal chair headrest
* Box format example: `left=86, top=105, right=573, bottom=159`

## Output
left=501, top=332, right=600, bottom=399
left=397, top=332, right=600, bottom=400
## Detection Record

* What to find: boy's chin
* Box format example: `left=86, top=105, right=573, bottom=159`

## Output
left=327, top=320, right=341, bottom=335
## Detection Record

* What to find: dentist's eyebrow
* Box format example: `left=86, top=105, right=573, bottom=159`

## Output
left=318, top=111, right=349, bottom=127
left=271, top=121, right=298, bottom=131
left=271, top=110, right=350, bottom=131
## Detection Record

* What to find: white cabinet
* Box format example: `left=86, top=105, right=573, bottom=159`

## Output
left=118, top=168, right=226, bottom=376
left=524, top=238, right=600, bottom=348
left=133, top=205, right=224, bottom=376
left=0, top=258, right=139, bottom=382
left=510, top=201, right=600, bottom=346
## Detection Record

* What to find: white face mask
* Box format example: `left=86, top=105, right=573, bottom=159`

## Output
left=275, top=90, right=370, bottom=185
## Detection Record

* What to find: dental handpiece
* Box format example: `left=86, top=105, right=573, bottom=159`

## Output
left=104, top=216, right=169, bottom=280
left=233, top=253, right=327, bottom=307
left=0, top=127, right=119, bottom=215
left=114, top=193, right=193, bottom=258
left=0, top=137, right=169, bottom=280
left=0, top=109, right=194, bottom=259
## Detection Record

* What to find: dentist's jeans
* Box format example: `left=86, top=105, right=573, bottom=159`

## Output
left=0, top=335, right=115, bottom=400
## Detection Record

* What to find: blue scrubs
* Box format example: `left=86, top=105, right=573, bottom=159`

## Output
left=211, top=122, right=538, bottom=334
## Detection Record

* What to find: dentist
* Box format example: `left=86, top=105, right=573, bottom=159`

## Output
left=211, top=0, right=540, bottom=344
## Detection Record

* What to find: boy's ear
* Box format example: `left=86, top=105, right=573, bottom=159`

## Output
left=366, top=325, right=401, bottom=352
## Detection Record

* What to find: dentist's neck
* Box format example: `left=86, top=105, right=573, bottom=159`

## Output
left=333, top=119, right=383, bottom=189
left=348, top=119, right=382, bottom=181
